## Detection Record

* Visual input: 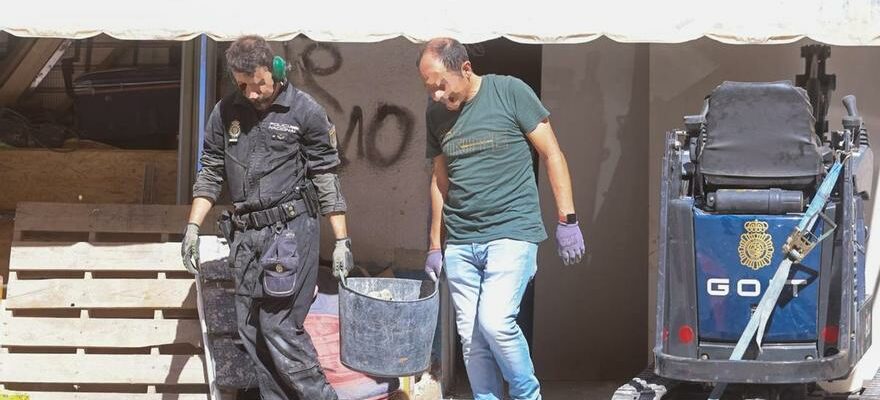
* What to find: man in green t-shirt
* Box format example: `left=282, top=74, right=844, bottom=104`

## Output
left=417, top=37, right=585, bottom=400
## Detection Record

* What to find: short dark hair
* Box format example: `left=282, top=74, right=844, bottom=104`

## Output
left=225, top=35, right=274, bottom=75
left=416, top=37, right=469, bottom=74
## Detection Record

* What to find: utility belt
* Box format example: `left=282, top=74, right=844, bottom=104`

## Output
left=232, top=199, right=309, bottom=230
left=218, top=184, right=319, bottom=242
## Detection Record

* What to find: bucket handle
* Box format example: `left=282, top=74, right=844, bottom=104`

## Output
left=339, top=275, right=440, bottom=296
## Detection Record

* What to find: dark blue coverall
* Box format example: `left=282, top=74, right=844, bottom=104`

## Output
left=193, top=82, right=343, bottom=400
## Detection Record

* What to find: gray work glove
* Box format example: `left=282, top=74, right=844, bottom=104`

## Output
left=181, top=223, right=200, bottom=275
left=332, top=237, right=354, bottom=280
left=425, top=249, right=443, bottom=282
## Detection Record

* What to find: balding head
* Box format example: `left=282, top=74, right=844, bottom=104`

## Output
left=416, top=37, right=470, bottom=76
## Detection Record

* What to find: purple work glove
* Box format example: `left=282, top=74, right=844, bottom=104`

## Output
left=556, top=222, right=585, bottom=266
left=425, top=249, right=443, bottom=282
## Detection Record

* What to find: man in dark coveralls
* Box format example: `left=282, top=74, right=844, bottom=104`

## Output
left=181, top=35, right=353, bottom=400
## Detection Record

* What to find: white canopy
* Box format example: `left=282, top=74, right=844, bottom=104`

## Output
left=1, top=0, right=879, bottom=45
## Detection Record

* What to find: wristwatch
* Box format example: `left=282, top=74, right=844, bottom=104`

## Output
left=560, top=213, right=577, bottom=224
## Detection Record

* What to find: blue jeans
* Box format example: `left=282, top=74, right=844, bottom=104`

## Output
left=445, top=239, right=541, bottom=400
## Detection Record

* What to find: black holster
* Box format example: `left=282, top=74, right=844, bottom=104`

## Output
left=217, top=210, right=236, bottom=244
left=302, top=181, right=319, bottom=218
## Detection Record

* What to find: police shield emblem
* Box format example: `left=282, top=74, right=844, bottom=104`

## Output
left=229, top=120, right=242, bottom=143
left=738, top=219, right=774, bottom=270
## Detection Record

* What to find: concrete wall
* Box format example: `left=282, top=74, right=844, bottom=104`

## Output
left=226, top=36, right=879, bottom=383
left=282, top=37, right=431, bottom=271
left=536, top=39, right=650, bottom=380
left=647, top=38, right=880, bottom=354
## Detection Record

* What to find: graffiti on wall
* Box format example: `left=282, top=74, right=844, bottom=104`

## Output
left=288, top=42, right=416, bottom=168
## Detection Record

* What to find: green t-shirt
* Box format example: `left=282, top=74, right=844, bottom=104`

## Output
left=426, top=74, right=550, bottom=244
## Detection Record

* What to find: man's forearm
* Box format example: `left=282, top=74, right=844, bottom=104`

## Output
left=428, top=155, right=449, bottom=250
left=327, top=212, right=348, bottom=240
left=429, top=174, right=445, bottom=250
left=543, top=151, right=576, bottom=218
left=187, top=197, right=214, bottom=227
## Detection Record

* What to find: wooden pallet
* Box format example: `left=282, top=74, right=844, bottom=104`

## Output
left=0, top=202, right=225, bottom=400
left=0, top=149, right=178, bottom=211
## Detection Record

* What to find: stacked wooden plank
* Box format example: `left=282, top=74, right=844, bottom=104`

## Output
left=0, top=212, right=13, bottom=287
left=0, top=149, right=178, bottom=210
left=0, top=202, right=224, bottom=400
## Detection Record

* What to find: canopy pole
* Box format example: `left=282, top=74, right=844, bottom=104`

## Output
left=176, top=34, right=216, bottom=205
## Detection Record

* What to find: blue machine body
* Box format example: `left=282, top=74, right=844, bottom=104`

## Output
left=693, top=209, right=823, bottom=342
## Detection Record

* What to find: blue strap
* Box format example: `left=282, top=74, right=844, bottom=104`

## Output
left=709, top=161, right=844, bottom=400
left=799, top=161, right=843, bottom=232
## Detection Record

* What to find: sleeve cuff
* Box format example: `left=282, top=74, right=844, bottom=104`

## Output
left=320, top=203, right=347, bottom=215
left=523, top=109, right=551, bottom=135
left=191, top=188, right=219, bottom=203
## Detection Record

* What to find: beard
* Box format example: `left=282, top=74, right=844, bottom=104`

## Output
left=252, top=96, right=273, bottom=110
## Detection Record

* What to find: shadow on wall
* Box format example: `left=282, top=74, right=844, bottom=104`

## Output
left=585, top=44, right=650, bottom=379
left=535, top=40, right=649, bottom=381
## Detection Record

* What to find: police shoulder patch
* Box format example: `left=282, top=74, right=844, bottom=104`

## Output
left=328, top=125, right=338, bottom=149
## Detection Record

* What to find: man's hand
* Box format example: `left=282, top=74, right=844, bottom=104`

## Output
left=556, top=222, right=585, bottom=266
left=332, top=237, right=354, bottom=280
left=425, top=249, right=443, bottom=282
left=181, top=223, right=201, bottom=275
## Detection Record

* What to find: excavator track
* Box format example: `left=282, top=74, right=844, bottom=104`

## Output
left=612, top=364, right=676, bottom=400
left=613, top=365, right=880, bottom=400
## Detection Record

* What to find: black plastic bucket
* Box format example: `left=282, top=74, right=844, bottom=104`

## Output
left=338, top=277, right=439, bottom=377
